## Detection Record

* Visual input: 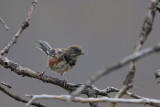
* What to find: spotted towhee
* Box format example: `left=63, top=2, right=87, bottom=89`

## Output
left=35, top=40, right=84, bottom=82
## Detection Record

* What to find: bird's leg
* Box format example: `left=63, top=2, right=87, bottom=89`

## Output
left=38, top=66, right=48, bottom=76
left=61, top=73, right=68, bottom=86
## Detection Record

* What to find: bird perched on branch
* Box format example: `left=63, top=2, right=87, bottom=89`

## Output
left=35, top=40, right=84, bottom=84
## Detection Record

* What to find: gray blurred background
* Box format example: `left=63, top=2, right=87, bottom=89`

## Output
left=0, top=0, right=160, bottom=107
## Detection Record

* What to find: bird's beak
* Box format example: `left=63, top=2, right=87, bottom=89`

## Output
left=81, top=51, right=84, bottom=55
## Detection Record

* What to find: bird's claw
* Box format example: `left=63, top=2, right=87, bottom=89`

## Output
left=61, top=79, right=68, bottom=87
left=37, top=72, right=45, bottom=77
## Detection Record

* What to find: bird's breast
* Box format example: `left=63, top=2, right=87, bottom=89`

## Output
left=49, top=57, right=63, bottom=66
left=49, top=57, right=72, bottom=73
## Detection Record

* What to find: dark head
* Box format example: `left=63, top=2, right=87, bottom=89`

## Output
left=66, top=45, right=84, bottom=57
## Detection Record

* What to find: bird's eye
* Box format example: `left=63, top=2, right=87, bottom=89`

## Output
left=75, top=48, right=81, bottom=52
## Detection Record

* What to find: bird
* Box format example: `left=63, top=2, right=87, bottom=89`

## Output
left=35, top=40, right=84, bottom=84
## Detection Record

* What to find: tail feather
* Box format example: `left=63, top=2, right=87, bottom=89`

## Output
left=35, top=40, right=52, bottom=55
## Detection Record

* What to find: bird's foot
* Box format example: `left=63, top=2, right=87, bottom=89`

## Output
left=61, top=79, right=68, bottom=87
left=38, top=66, right=48, bottom=77
left=37, top=72, right=45, bottom=77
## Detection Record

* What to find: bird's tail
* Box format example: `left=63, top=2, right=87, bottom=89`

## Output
left=35, top=40, right=53, bottom=55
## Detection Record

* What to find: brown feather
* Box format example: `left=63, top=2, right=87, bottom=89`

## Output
left=49, top=57, right=63, bottom=66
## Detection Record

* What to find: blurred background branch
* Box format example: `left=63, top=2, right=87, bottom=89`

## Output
left=0, top=85, right=46, bottom=107
left=110, top=0, right=159, bottom=107
left=0, top=17, right=9, bottom=31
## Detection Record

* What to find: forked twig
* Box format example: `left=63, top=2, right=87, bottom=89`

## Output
left=0, top=0, right=38, bottom=56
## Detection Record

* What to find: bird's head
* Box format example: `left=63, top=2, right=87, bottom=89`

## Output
left=66, top=45, right=84, bottom=57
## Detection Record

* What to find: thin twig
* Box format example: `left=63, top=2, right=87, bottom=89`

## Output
left=0, top=81, right=12, bottom=88
left=71, top=42, right=160, bottom=99
left=0, top=85, right=46, bottom=107
left=0, top=0, right=38, bottom=56
left=0, top=17, right=9, bottom=30
left=25, top=94, right=160, bottom=107
left=109, top=1, right=159, bottom=107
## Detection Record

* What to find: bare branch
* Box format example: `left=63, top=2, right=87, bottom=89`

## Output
left=0, top=0, right=38, bottom=56
left=0, top=85, right=46, bottom=107
left=0, top=17, right=9, bottom=30
left=0, top=55, right=110, bottom=99
left=99, top=87, right=160, bottom=107
left=25, top=94, right=160, bottom=107
left=1, top=44, right=160, bottom=106
left=0, top=0, right=158, bottom=107
left=0, top=81, right=12, bottom=89
left=0, top=55, right=157, bottom=107
left=110, top=1, right=159, bottom=107
left=71, top=42, right=160, bottom=98
left=135, top=0, right=158, bottom=51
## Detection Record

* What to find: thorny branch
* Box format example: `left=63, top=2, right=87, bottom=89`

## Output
left=0, top=85, right=46, bottom=107
left=0, top=0, right=37, bottom=56
left=109, top=0, right=159, bottom=107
